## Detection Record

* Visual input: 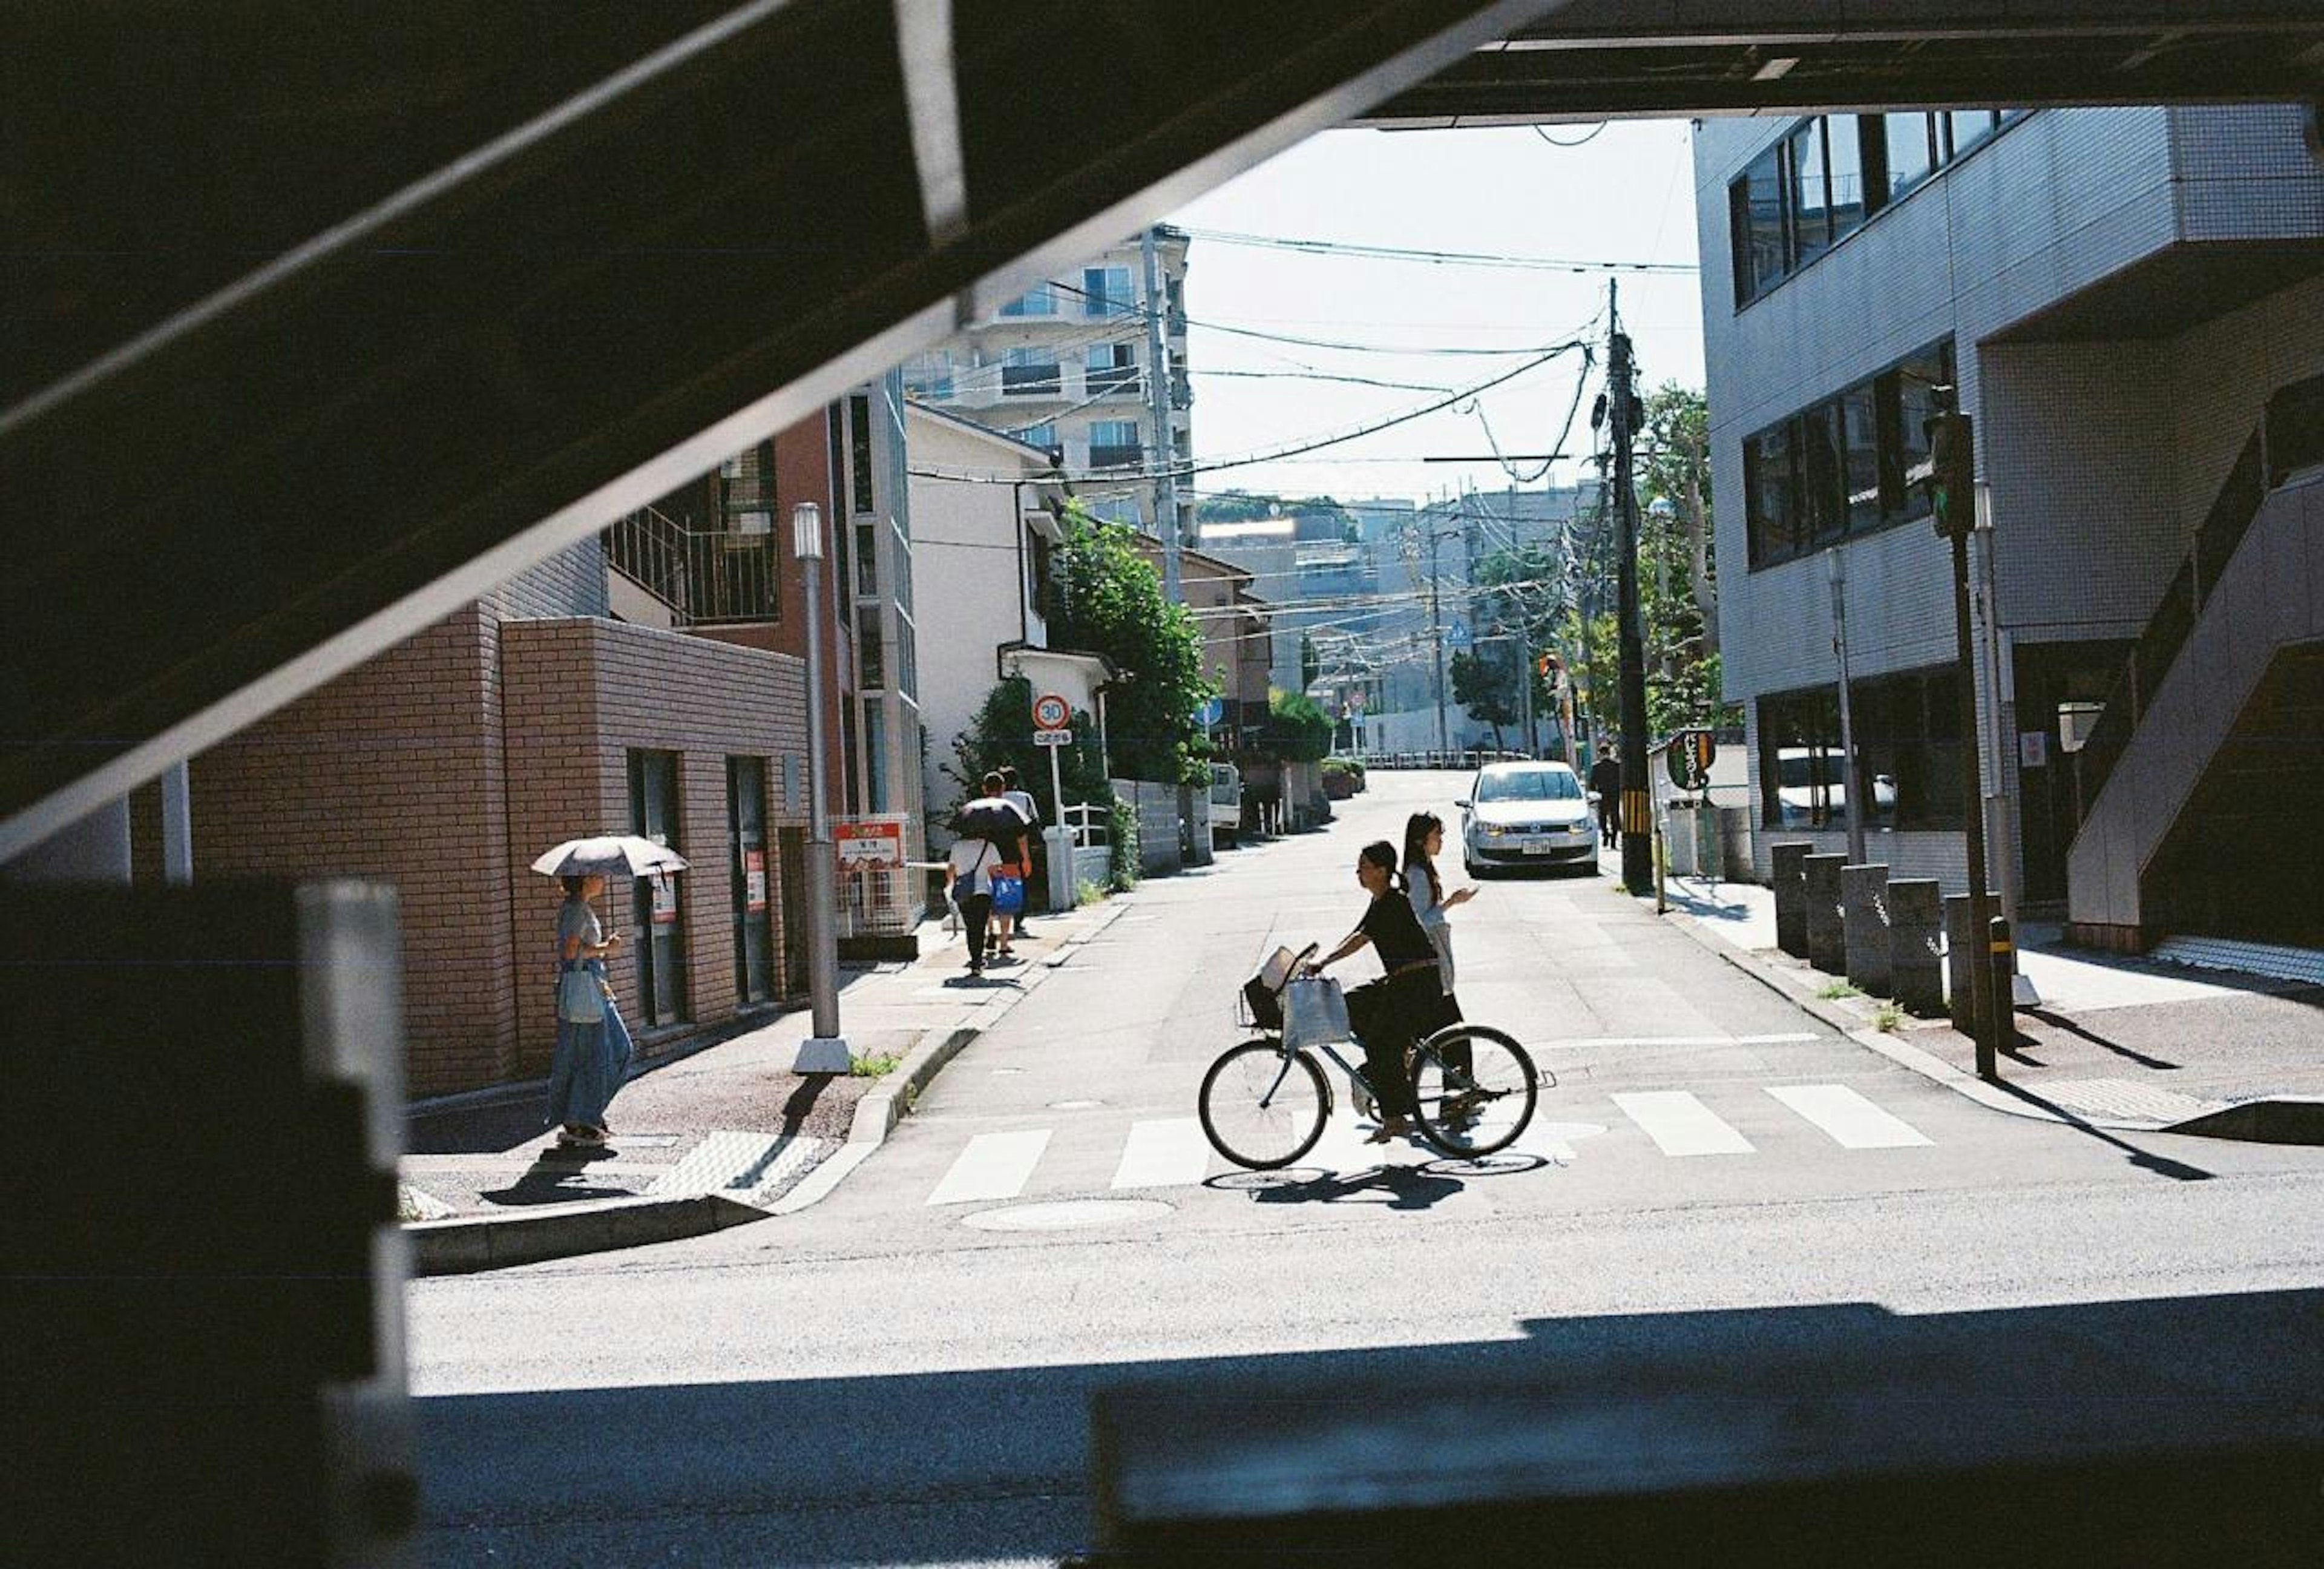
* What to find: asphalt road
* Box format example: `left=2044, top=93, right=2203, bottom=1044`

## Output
left=408, top=772, right=2324, bottom=1567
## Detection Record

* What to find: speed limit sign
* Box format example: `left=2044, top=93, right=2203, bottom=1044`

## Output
left=1031, top=692, right=1071, bottom=731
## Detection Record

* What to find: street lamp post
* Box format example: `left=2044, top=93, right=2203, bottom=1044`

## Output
left=791, top=501, right=850, bottom=1073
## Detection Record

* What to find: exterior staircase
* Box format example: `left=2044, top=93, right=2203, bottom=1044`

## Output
left=2066, top=373, right=2324, bottom=951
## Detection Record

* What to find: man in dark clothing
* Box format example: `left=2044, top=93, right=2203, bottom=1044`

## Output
left=1589, top=749, right=1623, bottom=848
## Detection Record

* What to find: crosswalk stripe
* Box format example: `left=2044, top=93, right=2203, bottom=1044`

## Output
left=1111, top=1118, right=1212, bottom=1189
left=927, top=1129, right=1051, bottom=1206
left=1610, top=1091, right=1756, bottom=1156
left=1766, top=1084, right=1932, bottom=1148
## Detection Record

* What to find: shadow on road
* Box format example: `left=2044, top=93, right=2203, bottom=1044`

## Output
left=415, top=1289, right=2324, bottom=1567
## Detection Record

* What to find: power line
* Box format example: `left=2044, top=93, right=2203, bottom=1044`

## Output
left=1177, top=222, right=1687, bottom=274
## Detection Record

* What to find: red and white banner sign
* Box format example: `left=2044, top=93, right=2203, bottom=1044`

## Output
left=650, top=872, right=680, bottom=925
left=836, top=818, right=905, bottom=871
left=743, top=848, right=768, bottom=913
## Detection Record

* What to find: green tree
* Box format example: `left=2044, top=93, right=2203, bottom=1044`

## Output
left=942, top=675, right=1109, bottom=827
left=1042, top=505, right=1215, bottom=785
left=1261, top=688, right=1333, bottom=763
left=1448, top=649, right=1518, bottom=748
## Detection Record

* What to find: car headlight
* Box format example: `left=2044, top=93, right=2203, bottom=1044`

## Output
left=1483, top=823, right=1506, bottom=837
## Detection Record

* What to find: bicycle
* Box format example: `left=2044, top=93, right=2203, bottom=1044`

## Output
left=1197, top=943, right=1543, bottom=1169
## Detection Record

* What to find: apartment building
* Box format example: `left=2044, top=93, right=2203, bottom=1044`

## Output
left=1695, top=104, right=2324, bottom=950
left=903, top=228, right=1192, bottom=539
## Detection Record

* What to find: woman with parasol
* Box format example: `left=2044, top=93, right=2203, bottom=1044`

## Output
left=531, top=836, right=683, bottom=1148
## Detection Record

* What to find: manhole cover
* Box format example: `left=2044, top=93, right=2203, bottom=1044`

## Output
left=960, top=1199, right=1172, bottom=1231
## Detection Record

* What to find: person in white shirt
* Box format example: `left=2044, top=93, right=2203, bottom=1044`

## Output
left=948, top=829, right=1003, bottom=973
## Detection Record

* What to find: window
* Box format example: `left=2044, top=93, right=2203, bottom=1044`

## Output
left=718, top=440, right=773, bottom=535
left=1882, top=113, right=1935, bottom=202
left=999, top=283, right=1055, bottom=318
left=857, top=605, right=884, bottom=688
left=1002, top=347, right=1060, bottom=397
left=1085, top=342, right=1138, bottom=395
left=902, top=352, right=953, bottom=401
left=1013, top=421, right=1056, bottom=453
left=1083, top=266, right=1134, bottom=317
left=1475, top=768, right=1582, bottom=803
left=1789, top=121, right=1833, bottom=265
left=854, top=522, right=878, bottom=597
left=1088, top=418, right=1140, bottom=469
left=1744, top=338, right=1955, bottom=569
left=1730, top=142, right=1788, bottom=304
left=1731, top=112, right=2021, bottom=307
left=727, top=757, right=773, bottom=1004
left=848, top=395, right=875, bottom=515
left=1759, top=667, right=1965, bottom=832
left=862, top=701, right=888, bottom=814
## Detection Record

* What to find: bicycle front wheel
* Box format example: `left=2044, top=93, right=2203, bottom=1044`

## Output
left=1199, top=1041, right=1329, bottom=1169
left=1408, top=1025, right=1537, bottom=1157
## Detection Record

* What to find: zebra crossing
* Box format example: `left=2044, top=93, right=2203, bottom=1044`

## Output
left=916, top=1082, right=1938, bottom=1208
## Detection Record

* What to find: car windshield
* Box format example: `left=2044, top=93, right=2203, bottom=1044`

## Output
left=1476, top=769, right=1581, bottom=803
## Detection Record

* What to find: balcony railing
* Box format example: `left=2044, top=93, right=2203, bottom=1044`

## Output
left=1084, top=365, right=1142, bottom=397
left=1088, top=444, right=1143, bottom=470
left=1001, top=363, right=1062, bottom=396
left=603, top=504, right=781, bottom=626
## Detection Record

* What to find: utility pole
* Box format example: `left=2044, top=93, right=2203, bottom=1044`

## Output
left=1428, top=509, right=1448, bottom=753
left=1141, top=225, right=1181, bottom=603
left=1608, top=288, right=1653, bottom=895
left=1931, top=410, right=2001, bottom=1079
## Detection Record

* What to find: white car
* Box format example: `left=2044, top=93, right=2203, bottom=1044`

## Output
left=1457, top=761, right=1600, bottom=876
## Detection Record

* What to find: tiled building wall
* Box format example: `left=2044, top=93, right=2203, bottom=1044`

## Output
left=1698, top=106, right=2324, bottom=897
left=502, top=617, right=809, bottom=1074
left=488, top=539, right=609, bottom=622
left=191, top=605, right=519, bottom=1093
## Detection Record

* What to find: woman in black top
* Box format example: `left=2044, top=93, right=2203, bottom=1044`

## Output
left=1305, top=840, right=1445, bottom=1142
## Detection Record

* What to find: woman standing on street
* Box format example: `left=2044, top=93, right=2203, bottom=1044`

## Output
left=547, top=873, right=635, bottom=1149
left=1402, top=811, right=1475, bottom=1002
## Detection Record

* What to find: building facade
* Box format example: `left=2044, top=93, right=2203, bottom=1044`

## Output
left=1695, top=104, right=2324, bottom=949
left=904, top=228, right=1192, bottom=539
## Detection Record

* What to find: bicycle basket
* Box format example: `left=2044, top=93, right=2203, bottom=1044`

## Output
left=1236, top=944, right=1301, bottom=1032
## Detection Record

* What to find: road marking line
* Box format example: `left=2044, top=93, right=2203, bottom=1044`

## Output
left=1765, top=1084, right=1933, bottom=1149
left=1611, top=1091, right=1756, bottom=1156
left=1556, top=1032, right=1818, bottom=1048
left=1111, top=1118, right=1211, bottom=1189
left=927, top=1129, right=1051, bottom=1206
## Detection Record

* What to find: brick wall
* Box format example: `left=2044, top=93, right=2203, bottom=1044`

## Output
left=502, top=617, right=809, bottom=1074
left=191, top=605, right=518, bottom=1093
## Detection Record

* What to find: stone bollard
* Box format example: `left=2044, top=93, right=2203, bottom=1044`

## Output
left=1842, top=863, right=1892, bottom=995
left=1888, top=880, right=1944, bottom=1016
left=1771, top=843, right=1811, bottom=958
left=1803, top=854, right=1848, bottom=974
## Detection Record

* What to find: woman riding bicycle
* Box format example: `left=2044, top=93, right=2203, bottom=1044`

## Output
left=1304, top=840, right=1445, bottom=1143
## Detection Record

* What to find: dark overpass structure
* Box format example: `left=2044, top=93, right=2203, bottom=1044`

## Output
left=7, top=0, right=2323, bottom=858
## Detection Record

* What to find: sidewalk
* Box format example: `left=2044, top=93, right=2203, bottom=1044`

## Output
left=1651, top=862, right=2324, bottom=1143
left=399, top=897, right=1129, bottom=1274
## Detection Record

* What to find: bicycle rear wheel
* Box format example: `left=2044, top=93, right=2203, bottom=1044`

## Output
left=1199, top=1040, right=1329, bottom=1169
left=1408, top=1025, right=1537, bottom=1157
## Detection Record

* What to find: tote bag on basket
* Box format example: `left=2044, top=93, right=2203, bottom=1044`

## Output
left=1282, top=975, right=1351, bottom=1051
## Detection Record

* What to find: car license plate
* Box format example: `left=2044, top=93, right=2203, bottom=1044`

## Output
left=1523, top=838, right=1557, bottom=854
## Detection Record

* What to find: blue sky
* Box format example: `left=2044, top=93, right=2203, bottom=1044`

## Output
left=1168, top=120, right=1702, bottom=509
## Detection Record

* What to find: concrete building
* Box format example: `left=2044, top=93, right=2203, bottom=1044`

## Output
left=1693, top=104, right=2324, bottom=950
left=903, top=228, right=1192, bottom=538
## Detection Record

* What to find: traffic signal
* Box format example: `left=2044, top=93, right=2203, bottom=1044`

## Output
left=1925, top=410, right=1975, bottom=539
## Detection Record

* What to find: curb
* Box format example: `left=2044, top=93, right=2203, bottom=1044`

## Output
left=2162, top=1095, right=2324, bottom=1146
left=404, top=895, right=1139, bottom=1268
left=407, top=1192, right=768, bottom=1275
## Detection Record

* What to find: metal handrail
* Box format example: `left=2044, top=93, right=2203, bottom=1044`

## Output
left=602, top=505, right=781, bottom=626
